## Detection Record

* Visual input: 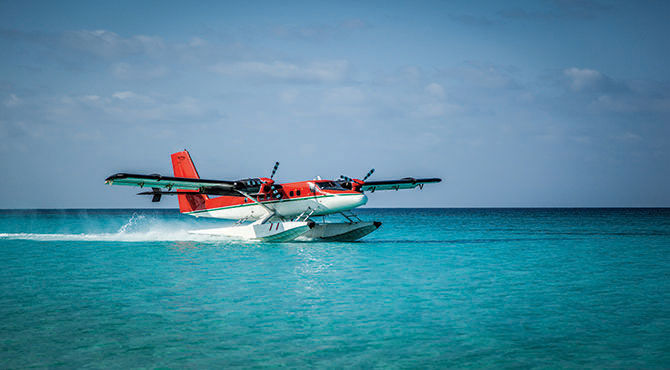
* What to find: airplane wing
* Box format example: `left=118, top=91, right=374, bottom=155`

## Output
left=104, top=173, right=241, bottom=196
left=360, top=177, right=442, bottom=192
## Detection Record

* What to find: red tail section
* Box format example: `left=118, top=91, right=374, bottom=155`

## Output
left=171, top=150, right=208, bottom=213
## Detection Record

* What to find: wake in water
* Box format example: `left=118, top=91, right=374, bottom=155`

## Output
left=0, top=231, right=228, bottom=242
left=0, top=212, right=235, bottom=242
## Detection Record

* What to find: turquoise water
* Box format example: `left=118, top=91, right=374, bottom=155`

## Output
left=1, top=208, right=669, bottom=368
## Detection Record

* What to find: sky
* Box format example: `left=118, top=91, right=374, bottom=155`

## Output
left=1, top=0, right=669, bottom=208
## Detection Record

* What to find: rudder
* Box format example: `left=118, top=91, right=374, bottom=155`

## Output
left=171, top=150, right=208, bottom=213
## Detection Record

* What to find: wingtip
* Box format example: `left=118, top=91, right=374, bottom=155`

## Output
left=104, top=173, right=124, bottom=183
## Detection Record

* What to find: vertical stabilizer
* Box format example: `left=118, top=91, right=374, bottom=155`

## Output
left=171, top=150, right=208, bottom=213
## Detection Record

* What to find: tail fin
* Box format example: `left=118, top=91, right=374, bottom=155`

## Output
left=171, top=150, right=208, bottom=213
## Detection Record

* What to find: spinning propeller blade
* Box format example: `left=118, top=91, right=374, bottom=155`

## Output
left=270, top=161, right=280, bottom=179
left=363, top=168, right=375, bottom=181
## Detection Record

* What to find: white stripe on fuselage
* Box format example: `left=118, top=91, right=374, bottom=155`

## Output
left=186, top=193, right=367, bottom=220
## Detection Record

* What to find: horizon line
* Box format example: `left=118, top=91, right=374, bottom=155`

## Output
left=1, top=207, right=669, bottom=210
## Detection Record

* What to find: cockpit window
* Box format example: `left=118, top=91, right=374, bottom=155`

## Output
left=242, top=178, right=262, bottom=187
left=317, top=181, right=345, bottom=190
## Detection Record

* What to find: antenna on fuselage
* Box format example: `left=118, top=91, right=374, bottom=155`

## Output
left=270, top=161, right=280, bottom=179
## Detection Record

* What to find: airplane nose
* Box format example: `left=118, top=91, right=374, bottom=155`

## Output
left=327, top=192, right=367, bottom=212
left=356, top=194, right=368, bottom=207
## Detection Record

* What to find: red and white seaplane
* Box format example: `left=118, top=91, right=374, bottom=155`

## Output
left=105, top=150, right=441, bottom=242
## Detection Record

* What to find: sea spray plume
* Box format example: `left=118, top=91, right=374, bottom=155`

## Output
left=118, top=212, right=146, bottom=233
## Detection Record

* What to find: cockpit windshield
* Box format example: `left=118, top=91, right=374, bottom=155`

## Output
left=242, top=178, right=262, bottom=187
left=316, top=181, right=346, bottom=190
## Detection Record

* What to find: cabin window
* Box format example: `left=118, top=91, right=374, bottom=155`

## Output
left=296, top=190, right=301, bottom=196
left=290, top=190, right=294, bottom=197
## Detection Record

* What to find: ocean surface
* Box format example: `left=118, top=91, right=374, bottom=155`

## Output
left=0, top=208, right=668, bottom=368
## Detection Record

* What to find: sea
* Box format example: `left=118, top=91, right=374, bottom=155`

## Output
left=0, top=208, right=668, bottom=368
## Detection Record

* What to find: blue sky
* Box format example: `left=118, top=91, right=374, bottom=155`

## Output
left=1, top=0, right=668, bottom=208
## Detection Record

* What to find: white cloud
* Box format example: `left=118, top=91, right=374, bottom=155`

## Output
left=454, top=63, right=519, bottom=89
left=270, top=19, right=367, bottom=40
left=559, top=68, right=670, bottom=115
left=188, top=37, right=207, bottom=47
left=615, top=132, right=642, bottom=142
left=319, top=86, right=367, bottom=115
left=572, top=135, right=591, bottom=144
left=112, top=62, right=169, bottom=80
left=425, top=83, right=445, bottom=98
left=53, top=92, right=209, bottom=125
left=62, top=29, right=165, bottom=58
left=109, top=91, right=154, bottom=104
left=4, top=93, right=21, bottom=107
left=171, top=96, right=203, bottom=116
left=279, top=89, right=299, bottom=104
left=112, top=91, right=141, bottom=100
left=564, top=67, right=604, bottom=91
left=415, top=103, right=446, bottom=118
left=0, top=120, right=28, bottom=139
left=72, top=130, right=102, bottom=141
left=593, top=94, right=633, bottom=112
left=322, top=87, right=365, bottom=105
left=211, top=60, right=350, bottom=83
left=396, top=82, right=460, bottom=118
left=340, top=19, right=366, bottom=30
left=593, top=93, right=670, bottom=114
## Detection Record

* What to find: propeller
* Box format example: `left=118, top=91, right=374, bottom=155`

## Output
left=362, top=168, right=375, bottom=181
left=268, top=162, right=282, bottom=199
left=339, top=168, right=375, bottom=190
left=340, top=168, right=374, bottom=183
left=270, top=161, right=280, bottom=179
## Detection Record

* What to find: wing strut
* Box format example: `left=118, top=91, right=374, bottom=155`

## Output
left=235, top=190, right=276, bottom=224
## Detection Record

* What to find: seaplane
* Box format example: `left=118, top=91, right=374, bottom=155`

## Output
left=105, top=150, right=441, bottom=242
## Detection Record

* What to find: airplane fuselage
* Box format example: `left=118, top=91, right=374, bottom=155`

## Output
left=186, top=180, right=368, bottom=220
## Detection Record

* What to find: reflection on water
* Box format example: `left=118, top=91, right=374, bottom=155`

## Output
left=291, top=245, right=335, bottom=297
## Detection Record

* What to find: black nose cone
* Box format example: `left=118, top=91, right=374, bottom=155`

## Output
left=307, top=220, right=316, bottom=229
left=373, top=221, right=382, bottom=228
